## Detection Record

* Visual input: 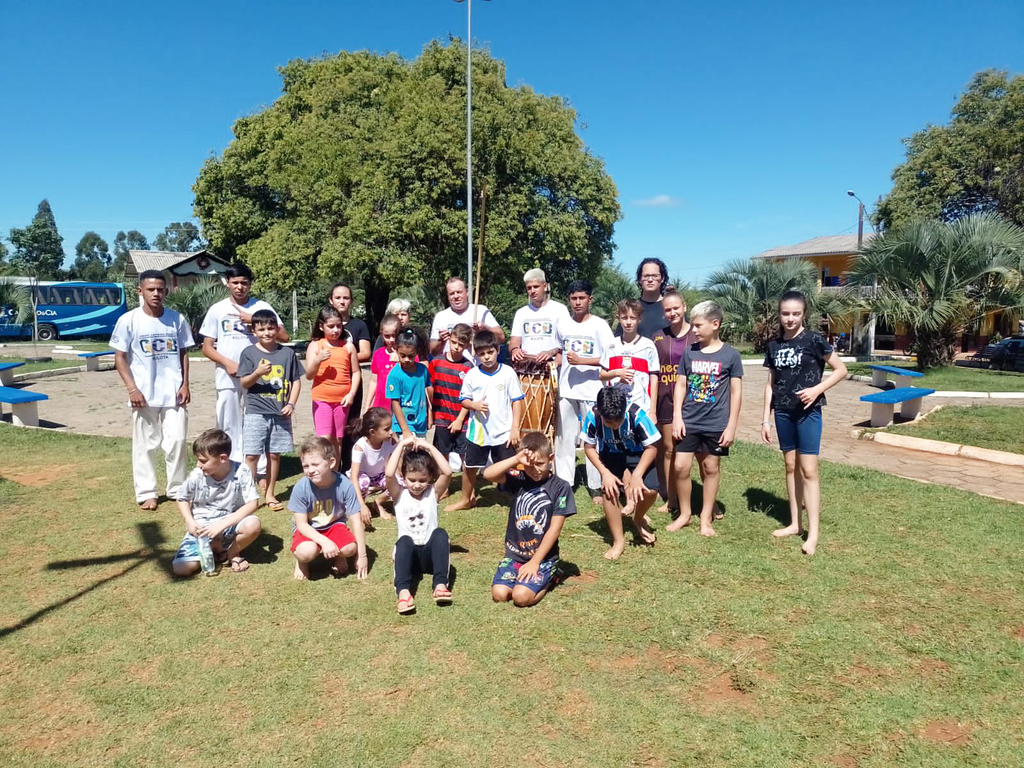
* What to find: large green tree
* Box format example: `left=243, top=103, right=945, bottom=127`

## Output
left=8, top=199, right=65, bottom=279
left=877, top=70, right=1024, bottom=231
left=110, top=230, right=150, bottom=279
left=154, top=222, right=203, bottom=252
left=70, top=231, right=111, bottom=281
left=848, top=213, right=1024, bottom=369
left=193, top=40, right=620, bottom=331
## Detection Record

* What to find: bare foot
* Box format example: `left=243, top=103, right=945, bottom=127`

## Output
left=293, top=561, right=310, bottom=580
left=699, top=524, right=717, bottom=537
left=801, top=539, right=818, bottom=556
left=378, top=508, right=393, bottom=520
left=620, top=501, right=636, bottom=517
left=603, top=542, right=625, bottom=560
left=265, top=496, right=284, bottom=511
left=772, top=524, right=802, bottom=538
left=665, top=512, right=692, bottom=532
left=636, top=519, right=657, bottom=545
left=139, top=498, right=158, bottom=511
left=437, top=489, right=450, bottom=502
left=330, top=555, right=349, bottom=577
left=656, top=502, right=669, bottom=514
left=446, top=496, right=477, bottom=511
left=712, top=503, right=723, bottom=521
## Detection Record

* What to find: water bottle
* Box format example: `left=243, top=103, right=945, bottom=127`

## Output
left=197, top=535, right=216, bottom=576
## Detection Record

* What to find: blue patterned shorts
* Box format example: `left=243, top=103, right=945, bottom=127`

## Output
left=492, top=556, right=558, bottom=594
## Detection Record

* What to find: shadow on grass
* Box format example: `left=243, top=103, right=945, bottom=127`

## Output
left=1, top=521, right=166, bottom=640
left=303, top=546, right=380, bottom=582
left=245, top=532, right=284, bottom=565
left=743, top=487, right=789, bottom=526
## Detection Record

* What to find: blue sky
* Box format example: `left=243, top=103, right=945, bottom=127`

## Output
left=1, top=0, right=1022, bottom=286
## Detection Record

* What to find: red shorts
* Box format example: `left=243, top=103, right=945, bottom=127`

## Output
left=291, top=522, right=356, bottom=553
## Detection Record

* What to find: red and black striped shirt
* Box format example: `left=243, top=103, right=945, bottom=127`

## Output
left=429, top=355, right=472, bottom=426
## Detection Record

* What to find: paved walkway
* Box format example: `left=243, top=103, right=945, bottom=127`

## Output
left=7, top=360, right=1024, bottom=505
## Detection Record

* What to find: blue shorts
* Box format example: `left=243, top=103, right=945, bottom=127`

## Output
left=243, top=412, right=294, bottom=456
left=492, top=556, right=558, bottom=594
left=774, top=408, right=823, bottom=455
left=173, top=522, right=241, bottom=565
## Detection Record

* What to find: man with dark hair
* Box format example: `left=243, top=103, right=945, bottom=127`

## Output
left=111, top=270, right=194, bottom=510
left=618, top=257, right=671, bottom=340
left=200, top=262, right=289, bottom=464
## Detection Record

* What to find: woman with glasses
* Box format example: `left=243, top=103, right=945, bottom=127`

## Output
left=628, top=258, right=672, bottom=340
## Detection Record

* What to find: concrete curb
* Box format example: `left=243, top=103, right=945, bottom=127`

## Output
left=861, top=430, right=1024, bottom=468
left=847, top=373, right=1024, bottom=398
left=14, top=366, right=93, bottom=381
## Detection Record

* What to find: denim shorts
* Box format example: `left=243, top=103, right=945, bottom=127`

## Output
left=243, top=412, right=293, bottom=456
left=774, top=408, right=823, bottom=455
left=173, top=522, right=241, bottom=564
left=492, top=556, right=558, bottom=594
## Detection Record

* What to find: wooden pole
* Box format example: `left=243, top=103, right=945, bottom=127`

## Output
left=473, top=178, right=487, bottom=324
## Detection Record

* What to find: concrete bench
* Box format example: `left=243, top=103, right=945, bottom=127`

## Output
left=78, top=350, right=115, bottom=371
left=0, top=361, right=26, bottom=386
left=860, top=386, right=936, bottom=427
left=0, top=386, right=48, bottom=427
left=868, top=364, right=925, bottom=389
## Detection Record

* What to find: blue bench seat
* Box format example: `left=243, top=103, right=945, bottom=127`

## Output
left=0, top=385, right=48, bottom=427
left=868, top=364, right=925, bottom=388
left=78, top=350, right=115, bottom=371
left=860, top=386, right=936, bottom=427
left=0, top=361, right=26, bottom=385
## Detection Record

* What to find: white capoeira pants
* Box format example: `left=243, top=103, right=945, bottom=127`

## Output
left=216, top=386, right=267, bottom=474
left=555, top=397, right=600, bottom=491
left=131, top=405, right=189, bottom=503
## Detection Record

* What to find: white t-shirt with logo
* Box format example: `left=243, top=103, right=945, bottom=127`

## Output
left=394, top=487, right=439, bottom=547
left=458, top=364, right=525, bottom=446
left=511, top=300, right=571, bottom=356
left=199, top=297, right=282, bottom=391
left=555, top=314, right=614, bottom=402
left=110, top=307, right=195, bottom=408
left=430, top=304, right=498, bottom=355
left=600, top=335, right=660, bottom=412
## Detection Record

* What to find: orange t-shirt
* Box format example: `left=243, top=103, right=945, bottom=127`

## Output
left=310, top=339, right=352, bottom=403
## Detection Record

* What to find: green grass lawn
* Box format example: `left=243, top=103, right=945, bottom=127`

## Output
left=846, top=360, right=1024, bottom=392
left=885, top=405, right=1024, bottom=455
left=1, top=426, right=1023, bottom=766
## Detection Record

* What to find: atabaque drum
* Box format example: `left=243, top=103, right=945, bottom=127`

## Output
left=514, top=358, right=557, bottom=440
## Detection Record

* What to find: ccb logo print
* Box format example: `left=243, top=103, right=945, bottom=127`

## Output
left=525, top=321, right=553, bottom=335
left=566, top=338, right=595, bottom=355
left=139, top=337, right=178, bottom=355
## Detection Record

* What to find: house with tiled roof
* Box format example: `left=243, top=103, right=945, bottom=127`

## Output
left=127, top=250, right=230, bottom=290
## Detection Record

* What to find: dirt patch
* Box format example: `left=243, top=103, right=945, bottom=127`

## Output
left=920, top=718, right=972, bottom=745
left=607, top=654, right=641, bottom=670
left=570, top=569, right=599, bottom=584
left=83, top=475, right=110, bottom=488
left=836, top=663, right=893, bottom=688
left=1012, top=625, right=1024, bottom=641
left=705, top=633, right=726, bottom=648
left=917, top=659, right=950, bottom=677
left=904, top=624, right=926, bottom=637
left=1, top=466, right=69, bottom=487
left=561, top=688, right=595, bottom=734
left=701, top=670, right=755, bottom=708
left=828, top=756, right=859, bottom=768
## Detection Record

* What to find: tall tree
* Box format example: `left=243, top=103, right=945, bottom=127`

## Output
left=877, top=70, right=1024, bottom=231
left=70, top=231, right=111, bottom=281
left=848, top=213, right=1024, bottom=369
left=153, top=221, right=203, bottom=252
left=0, top=241, right=11, bottom=275
left=111, top=230, right=150, bottom=279
left=194, top=40, right=620, bottom=331
left=8, top=199, right=65, bottom=279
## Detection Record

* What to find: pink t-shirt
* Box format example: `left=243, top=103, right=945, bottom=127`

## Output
left=371, top=346, right=399, bottom=409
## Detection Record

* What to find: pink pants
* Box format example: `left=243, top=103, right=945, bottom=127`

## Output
left=312, top=400, right=350, bottom=439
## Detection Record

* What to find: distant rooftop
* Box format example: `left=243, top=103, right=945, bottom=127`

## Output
left=754, top=233, right=875, bottom=260
left=127, top=249, right=228, bottom=273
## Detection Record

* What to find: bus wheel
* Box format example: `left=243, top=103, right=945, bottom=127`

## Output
left=35, top=324, right=57, bottom=342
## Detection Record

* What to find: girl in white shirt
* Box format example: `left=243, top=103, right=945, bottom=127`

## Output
left=347, top=407, right=397, bottom=524
left=385, top=437, right=453, bottom=614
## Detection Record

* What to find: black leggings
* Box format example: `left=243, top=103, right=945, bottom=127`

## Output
left=394, top=528, right=450, bottom=593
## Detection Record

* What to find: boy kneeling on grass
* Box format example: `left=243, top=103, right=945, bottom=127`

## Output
left=483, top=432, right=575, bottom=608
left=173, top=429, right=261, bottom=576
left=582, top=385, right=660, bottom=560
left=289, top=436, right=368, bottom=581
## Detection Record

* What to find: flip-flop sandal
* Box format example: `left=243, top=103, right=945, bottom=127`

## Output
left=267, top=500, right=284, bottom=511
left=397, top=596, right=416, bottom=614
left=432, top=586, right=453, bottom=605
left=229, top=556, right=250, bottom=573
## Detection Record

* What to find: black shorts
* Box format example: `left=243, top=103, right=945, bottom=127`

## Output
left=464, top=441, right=516, bottom=469
left=599, top=451, right=659, bottom=490
left=675, top=432, right=729, bottom=457
left=433, top=425, right=469, bottom=457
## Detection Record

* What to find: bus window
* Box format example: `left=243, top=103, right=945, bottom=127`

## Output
left=104, top=287, right=122, bottom=306
left=56, top=287, right=83, bottom=305
left=82, top=287, right=100, bottom=305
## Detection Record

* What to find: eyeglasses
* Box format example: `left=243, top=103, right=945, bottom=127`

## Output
left=641, top=274, right=661, bottom=281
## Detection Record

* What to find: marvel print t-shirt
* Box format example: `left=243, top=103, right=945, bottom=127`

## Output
left=764, top=331, right=834, bottom=411
left=503, top=472, right=576, bottom=563
left=678, top=343, right=744, bottom=434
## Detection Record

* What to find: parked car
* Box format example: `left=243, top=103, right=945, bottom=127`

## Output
left=978, top=336, right=1024, bottom=370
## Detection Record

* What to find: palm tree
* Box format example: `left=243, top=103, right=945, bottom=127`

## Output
left=592, top=262, right=639, bottom=324
left=704, top=258, right=835, bottom=352
left=0, top=278, right=33, bottom=332
left=164, top=278, right=228, bottom=338
left=848, top=213, right=1024, bottom=369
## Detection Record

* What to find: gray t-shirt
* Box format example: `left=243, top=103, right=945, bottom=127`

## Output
left=175, top=462, right=259, bottom=523
left=678, top=343, right=744, bottom=434
left=288, top=474, right=359, bottom=531
left=237, top=344, right=303, bottom=416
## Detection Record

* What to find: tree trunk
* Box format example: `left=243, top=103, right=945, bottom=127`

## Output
left=915, top=327, right=957, bottom=369
left=363, top=281, right=392, bottom=337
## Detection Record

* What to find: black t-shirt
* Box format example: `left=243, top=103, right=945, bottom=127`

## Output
left=763, top=331, right=834, bottom=411
left=615, top=297, right=665, bottom=340
left=344, top=318, right=370, bottom=349
left=503, top=472, right=576, bottom=563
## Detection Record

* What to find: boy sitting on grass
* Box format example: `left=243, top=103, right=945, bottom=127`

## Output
left=172, top=429, right=261, bottom=576
left=483, top=432, right=575, bottom=608
left=670, top=300, right=743, bottom=537
left=289, top=436, right=368, bottom=581
left=582, top=385, right=660, bottom=560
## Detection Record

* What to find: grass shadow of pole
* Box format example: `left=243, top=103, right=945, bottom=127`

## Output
left=0, top=521, right=166, bottom=640
left=742, top=487, right=790, bottom=526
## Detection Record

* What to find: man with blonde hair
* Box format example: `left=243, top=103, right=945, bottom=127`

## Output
left=509, top=268, right=570, bottom=364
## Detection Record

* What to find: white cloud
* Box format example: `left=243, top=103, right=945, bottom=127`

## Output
left=632, top=194, right=682, bottom=208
